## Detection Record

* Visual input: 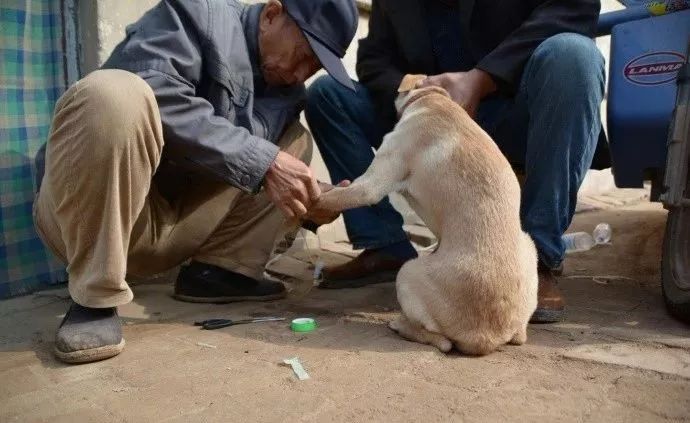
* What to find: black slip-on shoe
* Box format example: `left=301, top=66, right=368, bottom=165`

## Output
left=174, top=261, right=287, bottom=303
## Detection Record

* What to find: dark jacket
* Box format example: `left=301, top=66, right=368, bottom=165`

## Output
left=357, top=0, right=601, bottom=124
left=102, top=0, right=304, bottom=194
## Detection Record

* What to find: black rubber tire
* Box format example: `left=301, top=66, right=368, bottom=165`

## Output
left=661, top=206, right=690, bottom=324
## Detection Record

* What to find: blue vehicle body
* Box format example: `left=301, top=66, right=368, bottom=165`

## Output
left=598, top=2, right=690, bottom=190
left=597, top=1, right=690, bottom=322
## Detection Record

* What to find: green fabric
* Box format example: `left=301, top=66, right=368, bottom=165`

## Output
left=0, top=0, right=68, bottom=298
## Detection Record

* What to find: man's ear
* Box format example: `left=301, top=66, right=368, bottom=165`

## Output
left=260, top=0, right=284, bottom=28
left=398, top=74, right=427, bottom=93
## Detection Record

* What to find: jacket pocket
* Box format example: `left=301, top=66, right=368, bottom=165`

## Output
left=254, top=109, right=270, bottom=141
left=209, top=66, right=250, bottom=108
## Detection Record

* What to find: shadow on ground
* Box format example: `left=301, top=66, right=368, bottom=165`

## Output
left=2, top=203, right=690, bottom=422
left=1, top=203, right=686, bottom=364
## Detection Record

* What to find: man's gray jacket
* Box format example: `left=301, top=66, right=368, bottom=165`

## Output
left=102, top=0, right=305, bottom=193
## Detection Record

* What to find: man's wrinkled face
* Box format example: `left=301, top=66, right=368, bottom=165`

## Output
left=258, top=0, right=321, bottom=86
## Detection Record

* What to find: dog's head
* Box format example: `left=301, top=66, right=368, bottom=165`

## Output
left=395, top=74, right=450, bottom=117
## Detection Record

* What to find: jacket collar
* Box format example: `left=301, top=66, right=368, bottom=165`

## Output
left=241, top=3, right=266, bottom=92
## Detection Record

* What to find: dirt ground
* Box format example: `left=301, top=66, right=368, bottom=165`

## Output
left=1, top=200, right=690, bottom=422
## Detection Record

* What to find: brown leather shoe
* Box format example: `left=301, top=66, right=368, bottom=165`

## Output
left=530, top=263, right=566, bottom=323
left=319, top=249, right=409, bottom=289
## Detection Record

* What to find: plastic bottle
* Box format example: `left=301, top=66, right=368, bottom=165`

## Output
left=593, top=223, right=612, bottom=245
left=562, top=232, right=595, bottom=253
left=265, top=228, right=322, bottom=278
left=290, top=229, right=325, bottom=281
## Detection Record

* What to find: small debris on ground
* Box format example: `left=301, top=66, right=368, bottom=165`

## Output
left=196, top=342, right=217, bottom=349
left=282, top=357, right=310, bottom=380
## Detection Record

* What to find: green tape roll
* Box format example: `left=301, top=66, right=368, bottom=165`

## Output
left=291, top=317, right=317, bottom=333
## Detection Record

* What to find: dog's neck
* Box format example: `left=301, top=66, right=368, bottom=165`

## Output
left=397, top=87, right=447, bottom=119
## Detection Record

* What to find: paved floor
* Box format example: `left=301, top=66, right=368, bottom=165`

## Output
left=1, top=200, right=689, bottom=422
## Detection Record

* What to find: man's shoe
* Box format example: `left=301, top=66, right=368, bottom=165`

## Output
left=319, top=249, right=409, bottom=289
left=174, top=261, right=286, bottom=303
left=54, top=302, right=124, bottom=364
left=530, top=263, right=566, bottom=323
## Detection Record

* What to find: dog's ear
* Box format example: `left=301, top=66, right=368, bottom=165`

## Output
left=398, top=74, right=427, bottom=93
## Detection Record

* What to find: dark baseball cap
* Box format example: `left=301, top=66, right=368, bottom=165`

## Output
left=281, top=0, right=358, bottom=90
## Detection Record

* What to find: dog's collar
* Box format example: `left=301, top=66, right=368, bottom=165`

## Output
left=397, top=88, right=443, bottom=119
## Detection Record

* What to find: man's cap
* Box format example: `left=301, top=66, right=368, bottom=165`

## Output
left=281, top=0, right=358, bottom=90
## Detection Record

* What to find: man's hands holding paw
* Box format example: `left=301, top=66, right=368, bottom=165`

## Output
left=264, top=150, right=348, bottom=226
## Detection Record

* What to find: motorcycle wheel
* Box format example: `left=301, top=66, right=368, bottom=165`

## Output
left=662, top=205, right=690, bottom=324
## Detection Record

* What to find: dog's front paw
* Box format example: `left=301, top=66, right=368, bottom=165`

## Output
left=314, top=189, right=343, bottom=212
left=303, top=201, right=340, bottom=225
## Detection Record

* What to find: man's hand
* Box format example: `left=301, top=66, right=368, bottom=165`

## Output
left=264, top=151, right=320, bottom=219
left=417, top=69, right=497, bottom=118
left=302, top=180, right=351, bottom=226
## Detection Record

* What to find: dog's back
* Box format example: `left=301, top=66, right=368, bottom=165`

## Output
left=315, top=80, right=538, bottom=355
left=395, top=93, right=538, bottom=355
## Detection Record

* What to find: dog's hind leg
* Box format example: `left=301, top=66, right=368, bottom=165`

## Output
left=391, top=258, right=453, bottom=353
left=509, top=325, right=527, bottom=345
left=389, top=315, right=452, bottom=353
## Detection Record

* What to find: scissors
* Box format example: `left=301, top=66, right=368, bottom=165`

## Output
left=194, top=317, right=286, bottom=330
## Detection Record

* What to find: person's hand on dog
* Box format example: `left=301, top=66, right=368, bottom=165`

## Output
left=302, top=180, right=351, bottom=225
left=264, top=151, right=321, bottom=219
left=418, top=69, right=496, bottom=118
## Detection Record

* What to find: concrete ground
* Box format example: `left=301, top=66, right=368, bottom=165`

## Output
left=2, top=195, right=690, bottom=422
left=7, top=1, right=685, bottom=421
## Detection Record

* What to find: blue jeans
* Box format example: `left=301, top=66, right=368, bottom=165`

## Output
left=305, top=33, right=605, bottom=268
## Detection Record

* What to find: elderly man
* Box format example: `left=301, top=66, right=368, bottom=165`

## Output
left=305, top=0, right=606, bottom=322
left=34, top=0, right=357, bottom=364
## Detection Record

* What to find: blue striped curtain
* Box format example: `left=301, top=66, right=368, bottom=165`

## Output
left=0, top=0, right=68, bottom=298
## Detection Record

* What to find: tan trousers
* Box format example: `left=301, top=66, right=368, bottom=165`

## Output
left=33, top=70, right=311, bottom=308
